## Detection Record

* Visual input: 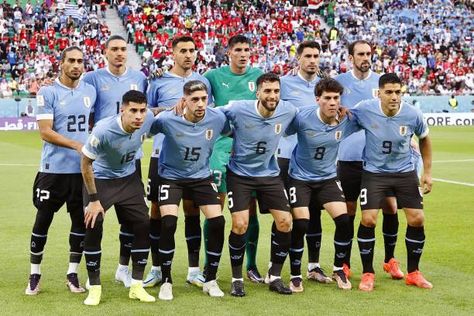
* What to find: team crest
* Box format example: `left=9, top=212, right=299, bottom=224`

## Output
left=399, top=125, right=408, bottom=136
left=83, top=96, right=91, bottom=108
left=130, top=84, right=138, bottom=90
left=248, top=81, right=256, bottom=92
left=274, top=123, right=282, bottom=135
left=37, top=95, right=44, bottom=107
left=205, top=129, right=213, bottom=140
left=372, top=88, right=379, bottom=98
left=335, top=130, right=342, bottom=140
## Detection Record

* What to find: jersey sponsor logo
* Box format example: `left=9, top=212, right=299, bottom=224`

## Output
left=205, top=129, right=213, bottom=140
left=130, top=84, right=138, bottom=90
left=399, top=125, right=408, bottom=136
left=89, top=135, right=100, bottom=148
left=222, top=82, right=229, bottom=88
left=274, top=123, right=282, bottom=134
left=83, top=96, right=91, bottom=108
left=248, top=81, right=256, bottom=92
left=36, top=95, right=45, bottom=107
left=372, top=88, right=379, bottom=98
left=335, top=130, right=342, bottom=140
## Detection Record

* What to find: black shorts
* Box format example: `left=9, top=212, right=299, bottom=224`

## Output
left=157, top=176, right=220, bottom=207
left=135, top=159, right=142, bottom=180
left=278, top=158, right=290, bottom=189
left=337, top=161, right=363, bottom=202
left=360, top=170, right=423, bottom=210
left=226, top=169, right=290, bottom=213
left=146, top=157, right=159, bottom=202
left=83, top=173, right=148, bottom=224
left=32, top=172, right=83, bottom=213
left=288, top=176, right=345, bottom=208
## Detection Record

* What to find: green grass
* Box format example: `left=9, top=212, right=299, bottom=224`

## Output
left=1, top=127, right=474, bottom=315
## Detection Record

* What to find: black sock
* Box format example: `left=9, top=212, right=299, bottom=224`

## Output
left=228, top=231, right=246, bottom=279
left=269, top=222, right=291, bottom=277
left=69, top=228, right=85, bottom=264
left=185, top=215, right=201, bottom=268
left=406, top=225, right=425, bottom=273
left=383, top=213, right=399, bottom=263
left=333, top=214, right=351, bottom=268
left=84, top=215, right=103, bottom=285
left=119, top=223, right=134, bottom=266
left=159, top=215, right=177, bottom=284
left=205, top=216, right=225, bottom=282
left=30, top=210, right=54, bottom=265
left=290, top=219, right=308, bottom=276
left=149, top=218, right=161, bottom=267
left=306, top=210, right=322, bottom=263
left=346, top=214, right=356, bottom=268
left=131, top=221, right=150, bottom=280
left=357, top=224, right=375, bottom=274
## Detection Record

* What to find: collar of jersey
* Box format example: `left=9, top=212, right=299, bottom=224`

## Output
left=116, top=115, right=131, bottom=134
left=297, top=71, right=318, bottom=84
left=378, top=99, right=404, bottom=117
left=166, top=70, right=195, bottom=79
left=316, top=108, right=340, bottom=126
left=182, top=107, right=207, bottom=123
left=254, top=100, right=277, bottom=119
left=55, top=78, right=80, bottom=90
left=106, top=66, right=129, bottom=78
left=350, top=69, right=373, bottom=81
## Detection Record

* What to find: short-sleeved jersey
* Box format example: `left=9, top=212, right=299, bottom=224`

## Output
left=82, top=110, right=154, bottom=179
left=147, top=71, right=212, bottom=158
left=286, top=106, right=359, bottom=181
left=150, top=108, right=230, bottom=180
left=36, top=79, right=96, bottom=174
left=351, top=99, right=429, bottom=173
left=83, top=67, right=148, bottom=123
left=204, top=65, right=264, bottom=154
left=335, top=70, right=380, bottom=161
left=221, top=100, right=297, bottom=177
left=278, top=73, right=320, bottom=159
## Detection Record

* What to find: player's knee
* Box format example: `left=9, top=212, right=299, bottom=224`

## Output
left=407, top=211, right=424, bottom=227
left=232, top=215, right=248, bottom=234
left=208, top=215, right=225, bottom=231
left=360, top=213, right=377, bottom=227
left=275, top=214, right=292, bottom=232
left=292, top=218, right=309, bottom=235
left=33, top=209, right=55, bottom=234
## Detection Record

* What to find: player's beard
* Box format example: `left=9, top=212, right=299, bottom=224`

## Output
left=356, top=61, right=371, bottom=73
left=260, top=99, right=279, bottom=113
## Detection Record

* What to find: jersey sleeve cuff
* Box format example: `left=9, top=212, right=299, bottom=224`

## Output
left=82, top=146, right=97, bottom=160
left=418, top=128, right=429, bottom=139
left=36, top=114, right=54, bottom=120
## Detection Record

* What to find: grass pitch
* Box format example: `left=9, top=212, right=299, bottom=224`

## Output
left=0, top=127, right=473, bottom=315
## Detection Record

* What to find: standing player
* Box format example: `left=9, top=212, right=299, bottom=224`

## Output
left=335, top=40, right=403, bottom=279
left=143, top=36, right=212, bottom=288
left=352, top=73, right=433, bottom=291
left=285, top=78, right=358, bottom=292
left=223, top=73, right=296, bottom=296
left=26, top=47, right=96, bottom=295
left=150, top=81, right=228, bottom=300
left=83, top=35, right=148, bottom=287
left=204, top=34, right=264, bottom=282
left=278, top=41, right=333, bottom=284
left=81, top=90, right=155, bottom=305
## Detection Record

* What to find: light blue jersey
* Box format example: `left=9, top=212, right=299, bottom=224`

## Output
left=351, top=99, right=429, bottom=173
left=82, top=110, right=155, bottom=179
left=221, top=100, right=297, bottom=177
left=147, top=71, right=212, bottom=158
left=335, top=70, right=380, bottom=161
left=83, top=67, right=148, bottom=123
left=36, top=79, right=96, bottom=174
left=150, top=108, right=230, bottom=180
left=278, top=73, right=320, bottom=159
left=286, top=106, right=360, bottom=181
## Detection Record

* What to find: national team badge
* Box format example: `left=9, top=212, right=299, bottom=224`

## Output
left=274, top=123, right=282, bottom=134
left=372, top=88, right=379, bottom=98
left=36, top=95, right=44, bottom=107
left=83, top=96, right=91, bottom=108
left=399, top=126, right=408, bottom=136
left=248, top=81, right=256, bottom=92
left=130, top=84, right=138, bottom=90
left=335, top=130, right=342, bottom=140
left=206, top=129, right=213, bottom=140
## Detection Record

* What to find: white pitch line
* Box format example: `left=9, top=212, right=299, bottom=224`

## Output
left=433, top=159, right=474, bottom=163
left=433, top=178, right=474, bottom=187
left=0, top=163, right=37, bottom=167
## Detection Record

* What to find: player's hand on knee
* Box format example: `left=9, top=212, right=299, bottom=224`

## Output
left=84, top=201, right=105, bottom=228
left=421, top=173, right=432, bottom=194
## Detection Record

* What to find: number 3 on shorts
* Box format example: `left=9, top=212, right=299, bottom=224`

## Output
left=360, top=188, right=367, bottom=206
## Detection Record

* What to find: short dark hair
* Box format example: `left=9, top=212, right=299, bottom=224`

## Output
left=348, top=40, right=372, bottom=56
left=256, top=73, right=280, bottom=89
left=314, top=78, right=344, bottom=97
left=297, top=41, right=321, bottom=56
left=228, top=34, right=251, bottom=49
left=60, top=46, right=82, bottom=63
left=183, top=80, right=208, bottom=95
left=122, top=90, right=147, bottom=105
left=172, top=36, right=196, bottom=49
left=379, top=73, right=402, bottom=88
left=106, top=35, right=126, bottom=48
